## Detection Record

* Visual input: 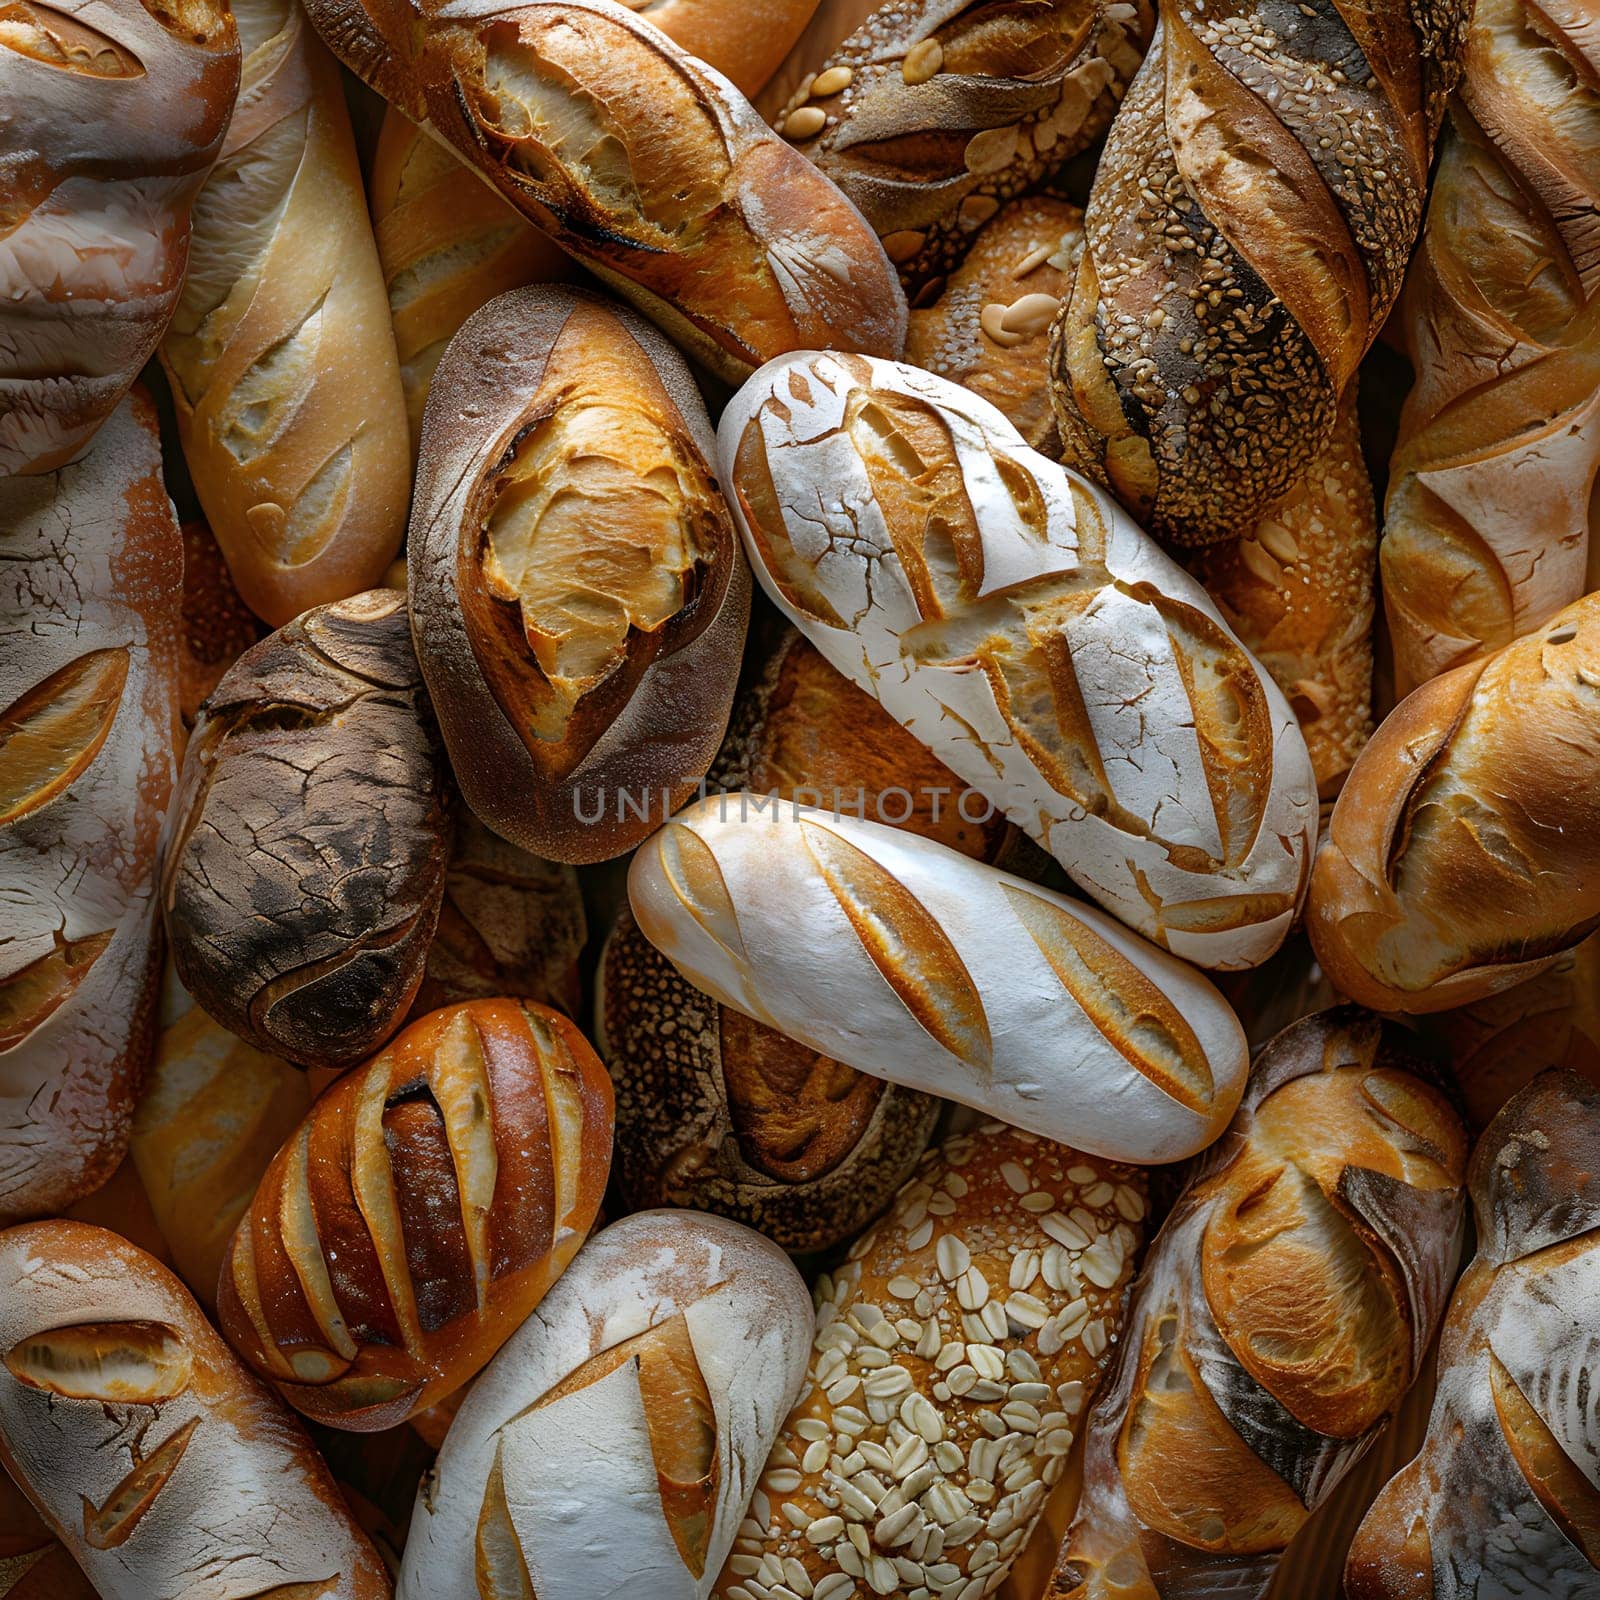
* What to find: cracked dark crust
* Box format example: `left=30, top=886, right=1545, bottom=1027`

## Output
left=410, top=285, right=750, bottom=864
left=160, top=589, right=451, bottom=1070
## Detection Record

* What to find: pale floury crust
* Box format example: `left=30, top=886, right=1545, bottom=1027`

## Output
left=628, top=797, right=1249, bottom=1165
left=400, top=1210, right=813, bottom=1600
left=718, top=350, right=1318, bottom=971
left=0, top=1221, right=390, bottom=1599
left=0, top=393, right=182, bottom=1223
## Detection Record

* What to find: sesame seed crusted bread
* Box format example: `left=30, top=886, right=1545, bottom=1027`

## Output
left=1050, top=1006, right=1468, bottom=1600
left=715, top=1121, right=1148, bottom=1600
left=1046, top=0, right=1471, bottom=546
left=773, top=0, right=1152, bottom=301
left=1379, top=0, right=1600, bottom=698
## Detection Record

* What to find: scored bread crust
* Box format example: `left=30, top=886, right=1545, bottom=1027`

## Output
left=1045, top=0, right=1469, bottom=545
left=719, top=350, right=1318, bottom=970
left=410, top=285, right=751, bottom=864
left=1307, top=592, right=1600, bottom=1014
left=1050, top=1007, right=1468, bottom=1600
left=400, top=1210, right=814, bottom=1600
left=216, top=998, right=614, bottom=1431
left=1345, top=1069, right=1600, bottom=1600
left=300, top=0, right=906, bottom=380
left=0, top=392, right=182, bottom=1223
left=0, top=0, right=239, bottom=475
left=713, top=1122, right=1147, bottom=1600
left=1380, top=0, right=1600, bottom=696
left=628, top=795, right=1250, bottom=1165
left=0, top=1220, right=390, bottom=1599
left=159, top=0, right=410, bottom=629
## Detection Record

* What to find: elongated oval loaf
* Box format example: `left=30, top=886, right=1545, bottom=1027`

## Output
left=629, top=796, right=1248, bottom=1163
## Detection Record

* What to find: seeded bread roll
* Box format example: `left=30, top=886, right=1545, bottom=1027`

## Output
left=715, top=1122, right=1147, bottom=1600
left=0, top=392, right=182, bottom=1223
left=0, top=1221, right=390, bottom=1599
left=625, top=0, right=822, bottom=95
left=630, top=796, right=1249, bottom=1164
left=217, top=999, right=614, bottom=1431
left=368, top=108, right=571, bottom=454
left=1045, top=0, right=1469, bottom=545
left=720, top=351, right=1318, bottom=969
left=0, top=0, right=238, bottom=475
left=1049, top=1007, right=1468, bottom=1600
left=299, top=0, right=906, bottom=381
left=160, top=0, right=409, bottom=629
left=776, top=0, right=1151, bottom=299
left=1381, top=0, right=1600, bottom=697
left=1188, top=388, right=1376, bottom=797
left=161, top=589, right=452, bottom=1069
left=1345, top=1068, right=1600, bottom=1600
left=410, top=286, right=749, bottom=863
left=129, top=964, right=312, bottom=1309
left=175, top=520, right=262, bottom=728
left=401, top=1210, right=814, bottom=1599
left=1308, top=593, right=1600, bottom=1014
left=906, top=194, right=1084, bottom=458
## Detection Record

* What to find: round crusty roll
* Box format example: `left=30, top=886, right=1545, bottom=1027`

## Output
left=0, top=391, right=182, bottom=1224
left=0, top=1220, right=390, bottom=1598
left=1345, top=1068, right=1600, bottom=1600
left=217, top=999, right=613, bottom=1431
left=1308, top=592, right=1600, bottom=1014
left=299, top=0, right=906, bottom=382
left=410, top=286, right=750, bottom=864
left=1045, top=0, right=1469, bottom=545
left=719, top=350, right=1318, bottom=970
left=401, top=1210, right=814, bottom=1600
left=0, top=0, right=239, bottom=475
left=629, top=796, right=1249, bottom=1164
left=715, top=1121, right=1147, bottom=1600
left=1049, top=1006, right=1468, bottom=1600
left=160, top=589, right=452, bottom=1070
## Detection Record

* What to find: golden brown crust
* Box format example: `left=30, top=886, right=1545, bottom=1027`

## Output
left=1188, top=387, right=1376, bottom=797
left=1308, top=593, right=1600, bottom=1013
left=905, top=194, right=1085, bottom=459
left=776, top=0, right=1150, bottom=298
left=1047, top=0, right=1470, bottom=545
left=623, top=0, right=822, bottom=95
left=410, top=286, right=750, bottom=862
left=302, top=0, right=906, bottom=380
left=1380, top=0, right=1600, bottom=695
left=216, top=998, right=614, bottom=1431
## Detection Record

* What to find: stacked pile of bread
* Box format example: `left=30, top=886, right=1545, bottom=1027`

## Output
left=3, top=0, right=1597, bottom=1595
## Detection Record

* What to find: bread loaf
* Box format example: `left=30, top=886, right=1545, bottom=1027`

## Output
left=0, top=0, right=239, bottom=475
left=776, top=0, right=1151, bottom=298
left=1379, top=0, right=1600, bottom=696
left=1345, top=1068, right=1600, bottom=1600
left=401, top=1210, right=814, bottom=1599
left=299, top=0, right=906, bottom=380
left=630, top=795, right=1249, bottom=1163
left=410, top=286, right=749, bottom=863
left=627, top=0, right=822, bottom=95
left=161, top=589, right=452, bottom=1068
left=1049, top=1007, right=1468, bottom=1600
left=720, top=351, right=1318, bottom=969
left=715, top=1122, right=1147, bottom=1600
left=1045, top=0, right=1469, bottom=545
left=599, top=904, right=941, bottom=1253
left=411, top=812, right=587, bottom=1021
left=176, top=520, right=262, bottom=728
left=905, top=194, right=1084, bottom=459
left=129, top=963, right=312, bottom=1309
left=1308, top=592, right=1600, bottom=1014
left=1188, top=389, right=1376, bottom=797
left=216, top=998, right=613, bottom=1430
left=369, top=108, right=571, bottom=454
left=160, top=0, right=409, bottom=628
left=0, top=391, right=181, bottom=1222
left=0, top=1467, right=95, bottom=1600
left=0, top=1220, right=390, bottom=1598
